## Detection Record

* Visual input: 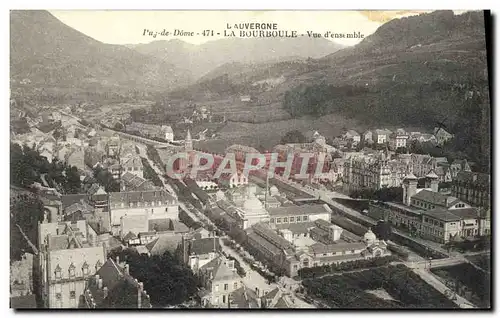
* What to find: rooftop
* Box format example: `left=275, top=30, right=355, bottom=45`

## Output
left=412, top=190, right=461, bottom=208
left=267, top=204, right=331, bottom=217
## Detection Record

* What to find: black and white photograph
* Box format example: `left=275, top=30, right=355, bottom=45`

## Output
left=8, top=9, right=492, bottom=310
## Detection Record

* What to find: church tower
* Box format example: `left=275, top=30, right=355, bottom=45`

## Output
left=185, top=129, right=193, bottom=152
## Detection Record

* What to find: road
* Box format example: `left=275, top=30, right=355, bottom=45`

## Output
left=219, top=237, right=277, bottom=295
left=219, top=238, right=315, bottom=308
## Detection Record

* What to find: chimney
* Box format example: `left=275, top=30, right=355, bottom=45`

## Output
left=138, top=282, right=144, bottom=291
left=124, top=263, right=129, bottom=275
left=116, top=256, right=120, bottom=265
left=103, top=286, right=108, bottom=298
left=98, top=278, right=103, bottom=289
left=95, top=274, right=100, bottom=285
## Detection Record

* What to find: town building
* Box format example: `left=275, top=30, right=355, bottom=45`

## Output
left=109, top=190, right=179, bottom=236
left=82, top=258, right=151, bottom=308
left=451, top=171, right=490, bottom=211
left=38, top=220, right=106, bottom=308
left=369, top=171, right=489, bottom=243
left=245, top=222, right=389, bottom=278
left=343, top=150, right=405, bottom=191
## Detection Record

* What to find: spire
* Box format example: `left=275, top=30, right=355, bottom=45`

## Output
left=186, top=129, right=192, bottom=141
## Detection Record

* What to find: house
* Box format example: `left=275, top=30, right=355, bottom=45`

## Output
left=120, top=172, right=156, bottom=192
left=162, top=125, right=174, bottom=142
left=217, top=172, right=248, bottom=189
left=198, top=256, right=242, bottom=308
left=120, top=154, right=144, bottom=179
left=82, top=258, right=151, bottom=308
left=388, top=131, right=409, bottom=150
left=372, top=129, right=392, bottom=144
left=145, top=233, right=184, bottom=256
left=240, top=95, right=251, bottom=102
left=180, top=237, right=221, bottom=273
left=362, top=130, right=373, bottom=144
left=434, top=127, right=454, bottom=145
left=343, top=130, right=361, bottom=144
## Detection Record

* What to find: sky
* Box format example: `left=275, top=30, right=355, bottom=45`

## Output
left=50, top=10, right=438, bottom=46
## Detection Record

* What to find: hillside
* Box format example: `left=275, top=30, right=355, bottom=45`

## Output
left=10, top=10, right=192, bottom=97
left=131, top=36, right=344, bottom=79
left=159, top=10, right=490, bottom=172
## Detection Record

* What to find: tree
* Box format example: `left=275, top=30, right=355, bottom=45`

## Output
left=280, top=130, right=306, bottom=144
left=10, top=194, right=45, bottom=261
left=63, top=165, right=82, bottom=194
left=373, top=220, right=392, bottom=241
left=93, top=166, right=120, bottom=192
left=108, top=249, right=200, bottom=307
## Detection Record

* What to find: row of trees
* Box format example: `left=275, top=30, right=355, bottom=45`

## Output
left=141, top=158, right=164, bottom=187
left=297, top=256, right=397, bottom=279
left=11, top=142, right=81, bottom=194
left=302, top=264, right=458, bottom=308
left=349, top=187, right=403, bottom=203
left=108, top=249, right=200, bottom=307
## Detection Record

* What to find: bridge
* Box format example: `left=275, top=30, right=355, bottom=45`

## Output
left=103, top=128, right=181, bottom=148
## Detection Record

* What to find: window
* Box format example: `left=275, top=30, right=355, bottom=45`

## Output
left=56, top=293, right=62, bottom=301
left=303, top=215, right=308, bottom=221
left=351, top=250, right=355, bottom=254
left=332, top=252, right=337, bottom=256
left=283, top=217, right=288, bottom=223
left=55, top=265, right=62, bottom=280
left=224, top=284, right=228, bottom=291
left=293, top=265, right=298, bottom=270
left=223, top=295, right=226, bottom=303
left=276, top=218, right=282, bottom=224
left=214, top=285, right=219, bottom=292
left=323, top=253, right=327, bottom=256
left=270, top=218, right=275, bottom=223
left=234, top=282, right=238, bottom=290
left=68, top=264, right=75, bottom=278
left=290, top=217, right=295, bottom=222
left=55, top=284, right=62, bottom=293
left=214, top=297, right=219, bottom=304
left=70, top=291, right=76, bottom=299
left=82, top=262, right=89, bottom=276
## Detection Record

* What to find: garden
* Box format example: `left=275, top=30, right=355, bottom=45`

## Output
left=302, top=264, right=457, bottom=308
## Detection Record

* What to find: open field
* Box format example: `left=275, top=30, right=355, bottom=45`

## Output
left=302, top=264, right=457, bottom=308
left=431, top=263, right=491, bottom=308
left=193, top=113, right=364, bottom=153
